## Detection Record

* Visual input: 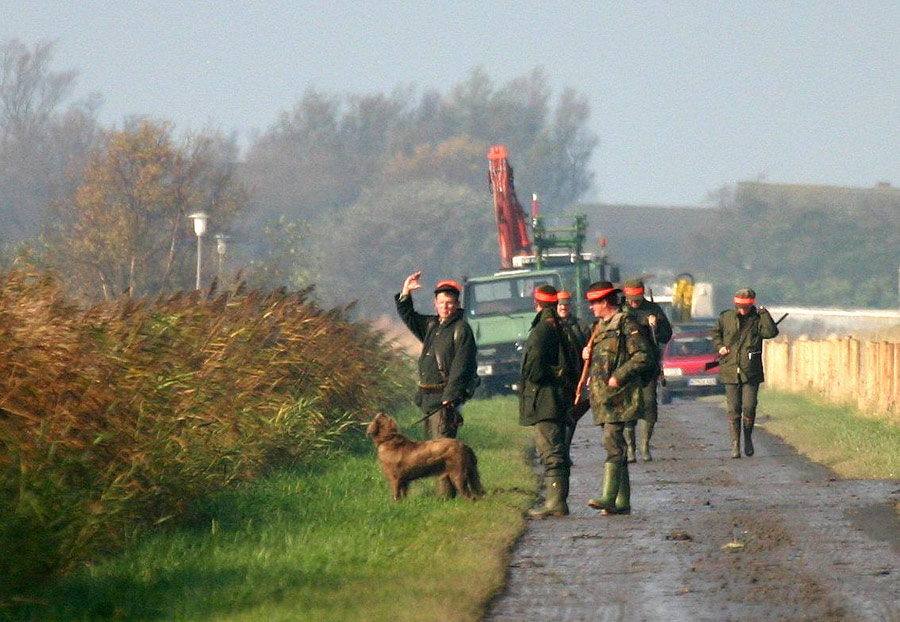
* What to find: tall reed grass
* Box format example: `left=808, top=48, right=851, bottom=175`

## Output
left=0, top=267, right=412, bottom=596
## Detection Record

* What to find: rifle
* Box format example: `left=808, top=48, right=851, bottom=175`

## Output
left=704, top=312, right=789, bottom=371
left=573, top=321, right=603, bottom=406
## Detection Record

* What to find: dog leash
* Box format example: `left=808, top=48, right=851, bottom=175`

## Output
left=411, top=404, right=447, bottom=426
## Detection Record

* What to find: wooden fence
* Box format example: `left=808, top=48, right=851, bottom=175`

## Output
left=764, top=336, right=900, bottom=422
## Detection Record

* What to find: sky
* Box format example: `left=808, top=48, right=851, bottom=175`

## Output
left=3, top=1, right=899, bottom=206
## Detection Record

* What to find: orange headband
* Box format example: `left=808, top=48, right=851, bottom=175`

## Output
left=623, top=286, right=644, bottom=296
left=534, top=290, right=558, bottom=303
left=434, top=279, right=461, bottom=293
left=587, top=288, right=617, bottom=301
left=733, top=296, right=755, bottom=305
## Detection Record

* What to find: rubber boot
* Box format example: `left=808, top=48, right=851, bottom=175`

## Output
left=624, top=425, right=637, bottom=463
left=564, top=425, right=575, bottom=466
left=639, top=420, right=655, bottom=462
left=742, top=417, right=755, bottom=457
left=528, top=475, right=569, bottom=518
left=588, top=462, right=621, bottom=514
left=730, top=418, right=741, bottom=459
left=614, top=463, right=631, bottom=514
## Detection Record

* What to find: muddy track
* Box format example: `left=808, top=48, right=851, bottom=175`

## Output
left=485, top=397, right=900, bottom=622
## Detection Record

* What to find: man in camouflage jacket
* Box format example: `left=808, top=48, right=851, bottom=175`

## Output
left=622, top=278, right=673, bottom=462
left=395, top=271, right=478, bottom=497
left=583, top=281, right=653, bottom=515
left=711, top=287, right=779, bottom=458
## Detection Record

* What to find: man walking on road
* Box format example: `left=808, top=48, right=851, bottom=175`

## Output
left=711, top=287, right=779, bottom=458
left=583, top=281, right=653, bottom=515
left=519, top=285, right=580, bottom=518
left=622, top=278, right=673, bottom=462
left=395, top=271, right=478, bottom=497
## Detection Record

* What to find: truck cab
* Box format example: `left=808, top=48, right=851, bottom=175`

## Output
left=463, top=252, right=618, bottom=395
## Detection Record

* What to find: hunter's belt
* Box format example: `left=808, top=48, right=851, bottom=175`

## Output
left=417, top=382, right=447, bottom=394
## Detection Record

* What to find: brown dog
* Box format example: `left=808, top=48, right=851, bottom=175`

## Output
left=366, top=412, right=485, bottom=501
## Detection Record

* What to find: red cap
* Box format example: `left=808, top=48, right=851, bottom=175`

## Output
left=434, top=280, right=461, bottom=295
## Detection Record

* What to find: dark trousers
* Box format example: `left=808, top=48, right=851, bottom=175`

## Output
left=640, top=379, right=658, bottom=423
left=534, top=419, right=569, bottom=478
left=725, top=382, right=759, bottom=425
left=602, top=421, right=629, bottom=465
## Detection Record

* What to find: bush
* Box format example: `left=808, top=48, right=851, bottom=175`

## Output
left=0, top=267, right=412, bottom=596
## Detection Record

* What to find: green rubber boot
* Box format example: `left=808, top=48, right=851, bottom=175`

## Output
left=624, top=425, right=637, bottom=463
left=588, top=462, right=621, bottom=514
left=614, top=463, right=631, bottom=514
left=528, top=475, right=569, bottom=518
left=730, top=418, right=741, bottom=459
left=639, top=420, right=655, bottom=462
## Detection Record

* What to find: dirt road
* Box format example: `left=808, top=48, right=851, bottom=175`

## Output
left=485, top=397, right=900, bottom=622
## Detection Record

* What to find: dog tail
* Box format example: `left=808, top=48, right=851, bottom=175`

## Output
left=463, top=445, right=485, bottom=499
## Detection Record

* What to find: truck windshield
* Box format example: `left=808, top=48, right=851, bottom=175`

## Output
left=467, top=275, right=562, bottom=316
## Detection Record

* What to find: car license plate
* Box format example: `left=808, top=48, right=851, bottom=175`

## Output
left=688, top=377, right=717, bottom=387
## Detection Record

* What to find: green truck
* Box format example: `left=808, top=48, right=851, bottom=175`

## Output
left=462, top=214, right=619, bottom=395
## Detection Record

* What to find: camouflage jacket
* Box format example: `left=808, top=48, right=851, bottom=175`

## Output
left=711, top=307, right=778, bottom=384
left=588, top=311, right=653, bottom=424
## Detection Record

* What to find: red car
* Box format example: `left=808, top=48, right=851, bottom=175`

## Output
left=658, top=330, right=723, bottom=403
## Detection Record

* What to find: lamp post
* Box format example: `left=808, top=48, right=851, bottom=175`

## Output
left=215, top=233, right=228, bottom=284
left=189, top=212, right=209, bottom=290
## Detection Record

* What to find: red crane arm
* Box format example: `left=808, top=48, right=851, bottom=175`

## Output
left=487, top=145, right=533, bottom=269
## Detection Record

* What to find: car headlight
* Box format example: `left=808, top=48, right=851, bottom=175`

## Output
left=663, top=367, right=683, bottom=377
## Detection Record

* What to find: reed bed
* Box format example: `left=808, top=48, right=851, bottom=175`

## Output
left=0, top=267, right=412, bottom=596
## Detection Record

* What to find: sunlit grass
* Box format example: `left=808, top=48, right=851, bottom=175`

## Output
left=4, top=397, right=535, bottom=622
left=756, top=389, right=900, bottom=481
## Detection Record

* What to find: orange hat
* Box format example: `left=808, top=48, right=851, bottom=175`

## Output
left=533, top=284, right=558, bottom=303
left=586, top=281, right=621, bottom=302
left=733, top=287, right=756, bottom=306
left=434, top=280, right=461, bottom=296
left=557, top=290, right=572, bottom=302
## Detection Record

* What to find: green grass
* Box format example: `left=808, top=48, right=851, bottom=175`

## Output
left=3, top=396, right=535, bottom=622
left=756, top=389, right=900, bottom=480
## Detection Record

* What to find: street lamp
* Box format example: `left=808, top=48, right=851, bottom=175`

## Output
left=215, top=233, right=228, bottom=284
left=189, top=212, right=209, bottom=290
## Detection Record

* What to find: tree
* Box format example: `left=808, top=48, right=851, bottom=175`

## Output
left=47, top=121, right=248, bottom=300
left=0, top=39, right=100, bottom=245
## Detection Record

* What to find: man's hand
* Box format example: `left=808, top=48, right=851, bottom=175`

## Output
left=401, top=271, right=423, bottom=296
left=648, top=314, right=657, bottom=328
left=582, top=346, right=591, bottom=361
left=718, top=346, right=730, bottom=356
left=607, top=376, right=619, bottom=388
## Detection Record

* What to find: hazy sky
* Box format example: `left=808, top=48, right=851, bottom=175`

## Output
left=4, top=1, right=899, bottom=206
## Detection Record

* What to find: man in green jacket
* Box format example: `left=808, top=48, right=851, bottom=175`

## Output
left=584, top=281, right=653, bottom=515
left=395, top=271, right=478, bottom=497
left=556, top=290, right=591, bottom=459
left=622, top=278, right=673, bottom=462
left=711, top=287, right=779, bottom=458
left=519, top=284, right=579, bottom=518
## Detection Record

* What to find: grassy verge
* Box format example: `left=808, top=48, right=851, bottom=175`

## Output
left=4, top=396, right=535, bottom=622
left=756, top=389, right=900, bottom=480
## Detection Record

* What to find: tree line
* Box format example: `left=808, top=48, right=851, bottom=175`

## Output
left=1, top=39, right=596, bottom=313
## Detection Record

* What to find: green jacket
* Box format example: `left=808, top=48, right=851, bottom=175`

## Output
left=623, top=299, right=673, bottom=363
left=395, top=293, right=478, bottom=412
left=710, top=307, right=779, bottom=384
left=588, top=311, right=653, bottom=424
left=519, top=308, right=579, bottom=426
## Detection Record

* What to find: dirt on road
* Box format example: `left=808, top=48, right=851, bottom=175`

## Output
left=485, top=397, right=900, bottom=622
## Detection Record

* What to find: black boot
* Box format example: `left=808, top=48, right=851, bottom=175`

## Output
left=743, top=417, right=755, bottom=457
left=730, top=418, right=741, bottom=459
left=528, top=475, right=569, bottom=518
